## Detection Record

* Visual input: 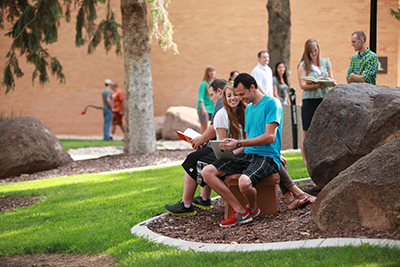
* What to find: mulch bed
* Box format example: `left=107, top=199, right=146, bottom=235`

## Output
left=0, top=197, right=41, bottom=213
left=148, top=181, right=400, bottom=244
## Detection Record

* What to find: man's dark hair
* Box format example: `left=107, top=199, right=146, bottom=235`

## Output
left=257, top=50, right=267, bottom=58
left=233, top=73, right=258, bottom=90
left=210, top=78, right=227, bottom=92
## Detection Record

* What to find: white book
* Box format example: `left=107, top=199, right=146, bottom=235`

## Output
left=176, top=128, right=202, bottom=143
left=301, top=76, right=336, bottom=87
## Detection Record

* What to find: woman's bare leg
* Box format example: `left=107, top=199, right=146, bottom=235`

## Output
left=300, top=130, right=307, bottom=166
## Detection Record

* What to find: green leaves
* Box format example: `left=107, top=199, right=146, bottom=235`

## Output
left=390, top=6, right=400, bottom=22
left=88, top=15, right=122, bottom=56
left=1, top=0, right=177, bottom=94
left=50, top=57, right=66, bottom=84
left=1, top=0, right=66, bottom=93
left=1, top=0, right=122, bottom=94
left=148, top=0, right=178, bottom=55
left=2, top=52, right=23, bottom=94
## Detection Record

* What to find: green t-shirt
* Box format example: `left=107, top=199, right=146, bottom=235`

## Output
left=196, top=80, right=215, bottom=114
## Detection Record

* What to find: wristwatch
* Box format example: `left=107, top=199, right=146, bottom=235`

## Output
left=236, top=140, right=242, bottom=148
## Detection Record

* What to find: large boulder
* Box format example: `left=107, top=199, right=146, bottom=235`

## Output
left=154, top=116, right=165, bottom=140
left=312, top=139, right=400, bottom=231
left=304, top=84, right=400, bottom=188
left=162, top=106, right=200, bottom=140
left=0, top=116, right=73, bottom=178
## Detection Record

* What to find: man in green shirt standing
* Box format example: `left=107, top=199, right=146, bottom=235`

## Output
left=346, top=30, right=379, bottom=85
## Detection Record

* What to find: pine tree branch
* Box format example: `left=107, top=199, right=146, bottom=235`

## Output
left=390, top=6, right=400, bottom=21
left=1, top=0, right=176, bottom=93
left=13, top=1, right=40, bottom=40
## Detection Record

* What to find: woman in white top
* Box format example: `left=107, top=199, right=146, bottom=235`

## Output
left=213, top=81, right=246, bottom=145
left=164, top=81, right=246, bottom=216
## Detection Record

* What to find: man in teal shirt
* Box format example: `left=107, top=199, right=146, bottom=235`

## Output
left=202, top=73, right=283, bottom=227
left=346, top=31, right=379, bottom=85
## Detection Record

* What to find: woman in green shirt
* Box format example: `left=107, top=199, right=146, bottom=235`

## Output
left=197, top=66, right=216, bottom=133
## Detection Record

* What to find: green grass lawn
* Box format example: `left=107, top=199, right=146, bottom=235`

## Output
left=1, top=145, right=399, bottom=266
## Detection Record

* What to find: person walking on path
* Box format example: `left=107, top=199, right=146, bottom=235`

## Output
left=102, top=79, right=114, bottom=141
left=110, top=81, right=125, bottom=139
left=346, top=30, right=379, bottom=85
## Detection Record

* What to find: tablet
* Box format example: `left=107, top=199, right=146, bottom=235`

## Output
left=209, top=140, right=236, bottom=160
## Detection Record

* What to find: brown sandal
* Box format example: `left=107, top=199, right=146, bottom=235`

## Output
left=296, top=193, right=317, bottom=204
left=287, top=198, right=310, bottom=210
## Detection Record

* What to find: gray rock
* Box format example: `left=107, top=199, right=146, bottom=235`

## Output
left=312, top=139, right=400, bottom=231
left=161, top=106, right=200, bottom=140
left=304, top=84, right=400, bottom=188
left=154, top=116, right=165, bottom=140
left=0, top=116, right=73, bottom=178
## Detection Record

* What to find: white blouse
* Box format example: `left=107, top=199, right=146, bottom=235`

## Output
left=213, top=108, right=244, bottom=140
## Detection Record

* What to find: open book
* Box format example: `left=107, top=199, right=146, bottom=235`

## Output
left=301, top=76, right=336, bottom=87
left=176, top=128, right=202, bottom=143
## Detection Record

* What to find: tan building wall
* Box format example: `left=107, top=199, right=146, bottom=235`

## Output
left=0, top=0, right=399, bottom=140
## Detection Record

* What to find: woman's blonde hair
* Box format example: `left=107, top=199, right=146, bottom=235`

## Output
left=299, top=38, right=320, bottom=73
left=203, top=65, right=215, bottom=97
left=222, top=81, right=246, bottom=140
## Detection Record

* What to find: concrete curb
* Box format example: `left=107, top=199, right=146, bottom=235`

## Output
left=131, top=208, right=400, bottom=252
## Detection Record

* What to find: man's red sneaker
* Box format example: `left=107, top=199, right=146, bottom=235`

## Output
left=219, top=210, right=252, bottom=227
left=245, top=204, right=260, bottom=218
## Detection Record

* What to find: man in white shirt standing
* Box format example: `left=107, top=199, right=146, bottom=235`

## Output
left=251, top=51, right=273, bottom=97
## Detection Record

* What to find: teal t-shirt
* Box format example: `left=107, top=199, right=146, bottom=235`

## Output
left=244, top=95, right=283, bottom=168
left=196, top=80, right=215, bottom=114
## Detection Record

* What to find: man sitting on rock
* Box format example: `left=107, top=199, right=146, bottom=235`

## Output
left=202, top=73, right=283, bottom=227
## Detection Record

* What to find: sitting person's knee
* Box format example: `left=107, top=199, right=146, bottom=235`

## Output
left=238, top=175, right=252, bottom=192
left=202, top=165, right=215, bottom=182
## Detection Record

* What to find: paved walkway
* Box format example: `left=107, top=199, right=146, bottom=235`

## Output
left=67, top=140, right=192, bottom=160
left=65, top=142, right=400, bottom=252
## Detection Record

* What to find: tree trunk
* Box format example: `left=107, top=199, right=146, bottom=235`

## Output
left=267, top=0, right=291, bottom=84
left=121, top=0, right=156, bottom=154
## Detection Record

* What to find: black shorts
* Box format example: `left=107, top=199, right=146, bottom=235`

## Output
left=301, top=98, right=323, bottom=131
left=182, top=146, right=216, bottom=187
left=211, top=153, right=279, bottom=187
